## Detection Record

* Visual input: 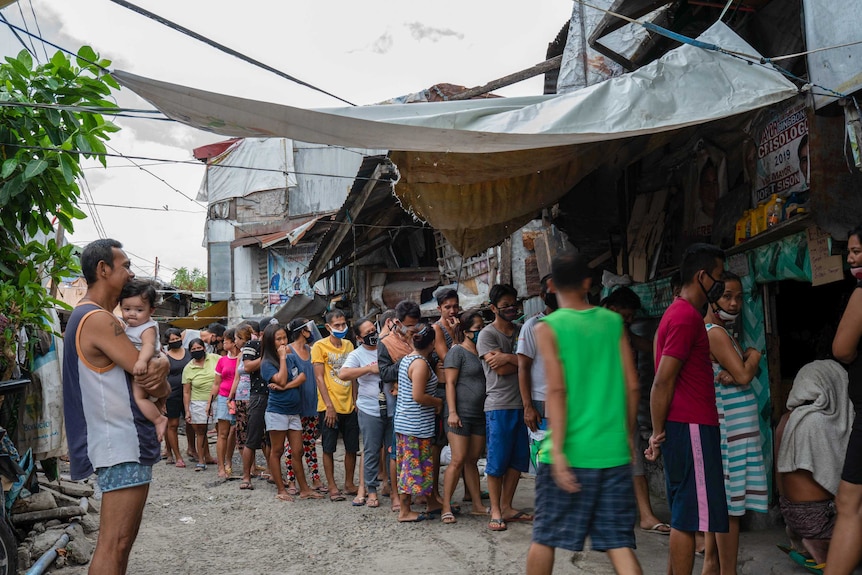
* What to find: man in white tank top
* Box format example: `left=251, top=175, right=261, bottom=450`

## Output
left=62, top=239, right=170, bottom=575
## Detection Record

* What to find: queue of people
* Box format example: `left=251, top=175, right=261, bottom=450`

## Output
left=62, top=230, right=862, bottom=575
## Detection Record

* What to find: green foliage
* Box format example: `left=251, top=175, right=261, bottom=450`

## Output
left=171, top=267, right=208, bottom=293
left=0, top=47, right=120, bottom=372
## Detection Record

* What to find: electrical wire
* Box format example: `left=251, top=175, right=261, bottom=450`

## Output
left=79, top=201, right=205, bottom=214
left=107, top=0, right=356, bottom=106
left=0, top=142, right=391, bottom=182
left=14, top=0, right=38, bottom=62
left=27, top=0, right=49, bottom=62
left=0, top=12, right=35, bottom=58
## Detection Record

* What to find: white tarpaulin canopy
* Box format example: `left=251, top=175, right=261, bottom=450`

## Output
left=114, top=22, right=798, bottom=256
left=198, top=137, right=297, bottom=203
left=803, top=0, right=862, bottom=110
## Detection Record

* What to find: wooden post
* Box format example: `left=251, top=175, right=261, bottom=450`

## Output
left=448, top=55, right=563, bottom=101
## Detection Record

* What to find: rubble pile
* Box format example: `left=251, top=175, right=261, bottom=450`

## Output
left=12, top=474, right=99, bottom=572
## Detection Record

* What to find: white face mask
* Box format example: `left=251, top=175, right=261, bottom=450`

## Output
left=716, top=309, right=739, bottom=322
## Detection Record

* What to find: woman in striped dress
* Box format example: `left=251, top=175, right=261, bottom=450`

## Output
left=393, top=323, right=444, bottom=523
left=703, top=271, right=766, bottom=575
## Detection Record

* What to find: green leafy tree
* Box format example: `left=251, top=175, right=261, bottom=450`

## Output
left=171, top=267, right=208, bottom=292
left=0, top=47, right=120, bottom=378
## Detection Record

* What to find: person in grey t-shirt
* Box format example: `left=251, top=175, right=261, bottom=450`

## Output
left=477, top=284, right=531, bottom=531
left=517, top=274, right=558, bottom=432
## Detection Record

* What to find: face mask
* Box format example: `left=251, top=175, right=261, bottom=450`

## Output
left=497, top=307, right=519, bottom=322
left=331, top=328, right=349, bottom=339
left=467, top=331, right=479, bottom=344
left=544, top=293, right=559, bottom=311
left=698, top=272, right=725, bottom=304
left=362, top=332, right=379, bottom=347
left=715, top=308, right=739, bottom=322
left=190, top=349, right=206, bottom=360
left=167, top=341, right=182, bottom=350
left=852, top=267, right=862, bottom=280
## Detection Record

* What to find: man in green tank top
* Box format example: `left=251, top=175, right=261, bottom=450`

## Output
left=526, top=252, right=643, bottom=575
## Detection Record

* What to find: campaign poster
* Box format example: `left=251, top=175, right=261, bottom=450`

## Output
left=751, top=99, right=809, bottom=206
left=268, top=244, right=315, bottom=305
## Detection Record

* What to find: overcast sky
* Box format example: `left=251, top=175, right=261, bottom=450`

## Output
left=0, top=0, right=573, bottom=280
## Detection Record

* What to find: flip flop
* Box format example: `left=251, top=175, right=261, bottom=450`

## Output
left=352, top=496, right=367, bottom=506
left=344, top=489, right=359, bottom=496
left=441, top=512, right=457, bottom=524
left=194, top=463, right=207, bottom=472
left=425, top=508, right=443, bottom=518
left=504, top=511, right=533, bottom=523
left=165, top=458, right=176, bottom=465
left=175, top=460, right=186, bottom=468
left=469, top=506, right=490, bottom=516
left=239, top=481, right=254, bottom=490
left=300, top=491, right=324, bottom=500
left=367, top=497, right=380, bottom=508
left=275, top=493, right=294, bottom=502
left=258, top=473, right=272, bottom=481
left=314, top=485, right=329, bottom=493
left=398, top=512, right=429, bottom=523
left=641, top=522, right=671, bottom=535
left=330, top=493, right=346, bottom=502
left=488, top=518, right=507, bottom=531
left=286, top=486, right=298, bottom=496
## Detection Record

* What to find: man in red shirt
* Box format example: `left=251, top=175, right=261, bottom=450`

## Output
left=645, top=243, right=729, bottom=575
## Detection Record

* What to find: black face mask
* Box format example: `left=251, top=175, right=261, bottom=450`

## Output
left=362, top=332, right=379, bottom=347
left=497, top=306, right=519, bottom=322
left=190, top=349, right=206, bottom=360
left=698, top=271, right=725, bottom=304
left=167, top=341, right=182, bottom=350
left=543, top=292, right=558, bottom=311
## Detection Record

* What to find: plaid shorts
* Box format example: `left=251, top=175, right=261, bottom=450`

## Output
left=96, top=461, right=153, bottom=493
left=532, top=463, right=636, bottom=552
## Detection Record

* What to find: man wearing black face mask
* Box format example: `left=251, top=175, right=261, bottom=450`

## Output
left=339, top=319, right=392, bottom=507
left=517, top=274, right=557, bottom=433
left=645, top=243, right=729, bottom=575
left=478, top=283, right=532, bottom=530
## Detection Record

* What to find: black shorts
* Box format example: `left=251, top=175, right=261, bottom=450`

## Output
left=165, top=396, right=184, bottom=419
left=319, top=410, right=359, bottom=454
left=842, top=411, right=862, bottom=484
left=245, top=393, right=270, bottom=450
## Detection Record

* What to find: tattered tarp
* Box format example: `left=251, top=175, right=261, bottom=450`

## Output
left=113, top=22, right=797, bottom=257
left=198, top=137, right=297, bottom=204
left=803, top=0, right=862, bottom=109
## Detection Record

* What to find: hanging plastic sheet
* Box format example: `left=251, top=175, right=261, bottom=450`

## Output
left=114, top=22, right=797, bottom=257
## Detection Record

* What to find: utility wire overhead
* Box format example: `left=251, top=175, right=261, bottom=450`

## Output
left=107, top=0, right=356, bottom=106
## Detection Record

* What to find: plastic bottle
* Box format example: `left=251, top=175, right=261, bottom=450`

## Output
left=766, top=194, right=783, bottom=227
left=735, top=211, right=747, bottom=245
left=753, top=202, right=768, bottom=235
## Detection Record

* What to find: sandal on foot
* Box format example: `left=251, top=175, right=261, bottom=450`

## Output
left=194, top=463, right=207, bottom=472
left=367, top=497, right=380, bottom=508
left=488, top=518, right=507, bottom=531
left=504, top=511, right=533, bottom=523
left=175, top=460, right=186, bottom=468
left=641, top=522, right=671, bottom=535
left=352, top=496, right=367, bottom=506
left=441, top=512, right=457, bottom=524
left=329, top=492, right=346, bottom=502
left=286, top=486, right=298, bottom=496
left=275, top=493, right=294, bottom=502
left=300, top=491, right=324, bottom=500
left=239, top=481, right=254, bottom=490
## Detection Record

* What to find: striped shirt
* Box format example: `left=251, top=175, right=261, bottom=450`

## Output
left=62, top=303, right=160, bottom=480
left=394, top=355, right=438, bottom=438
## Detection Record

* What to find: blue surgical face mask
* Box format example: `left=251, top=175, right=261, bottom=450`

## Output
left=331, top=327, right=349, bottom=339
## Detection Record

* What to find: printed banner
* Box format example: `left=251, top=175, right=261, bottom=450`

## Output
left=751, top=99, right=809, bottom=206
left=268, top=244, right=315, bottom=305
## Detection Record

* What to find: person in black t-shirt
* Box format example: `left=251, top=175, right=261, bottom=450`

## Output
left=240, top=318, right=274, bottom=485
